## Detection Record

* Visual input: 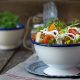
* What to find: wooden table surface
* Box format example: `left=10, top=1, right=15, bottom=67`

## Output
left=0, top=45, right=80, bottom=80
left=0, top=46, right=33, bottom=74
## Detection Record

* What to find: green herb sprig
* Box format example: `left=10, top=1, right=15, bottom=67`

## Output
left=54, top=19, right=65, bottom=29
left=44, top=18, right=65, bottom=29
left=68, top=19, right=80, bottom=27
left=37, top=26, right=44, bottom=32
left=44, top=18, right=54, bottom=28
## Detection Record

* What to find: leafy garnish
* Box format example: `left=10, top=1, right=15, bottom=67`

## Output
left=60, top=28, right=68, bottom=34
left=54, top=19, right=65, bottom=29
left=37, top=26, right=44, bottom=31
left=69, top=40, right=74, bottom=44
left=44, top=18, right=53, bottom=28
left=0, top=11, right=19, bottom=28
left=44, top=18, right=65, bottom=29
left=48, top=39, right=56, bottom=44
left=78, top=36, right=80, bottom=42
left=68, top=19, right=80, bottom=27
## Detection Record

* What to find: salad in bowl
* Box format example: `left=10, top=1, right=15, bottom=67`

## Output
left=0, top=12, right=24, bottom=50
left=32, top=19, right=80, bottom=45
left=31, top=19, right=80, bottom=76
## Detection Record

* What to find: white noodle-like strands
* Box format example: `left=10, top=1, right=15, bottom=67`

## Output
left=64, top=33, right=76, bottom=40
left=41, top=29, right=59, bottom=37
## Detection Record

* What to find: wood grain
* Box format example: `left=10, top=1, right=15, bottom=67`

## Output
left=0, top=50, right=14, bottom=73
left=1, top=47, right=33, bottom=74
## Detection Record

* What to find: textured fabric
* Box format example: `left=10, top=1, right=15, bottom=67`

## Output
left=0, top=53, right=77, bottom=80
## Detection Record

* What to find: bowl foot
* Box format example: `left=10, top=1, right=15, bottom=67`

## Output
left=43, top=66, right=80, bottom=76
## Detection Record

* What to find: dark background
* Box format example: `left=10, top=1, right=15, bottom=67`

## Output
left=0, top=0, right=80, bottom=24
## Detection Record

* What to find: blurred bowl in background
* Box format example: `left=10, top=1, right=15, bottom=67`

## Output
left=0, top=23, right=24, bottom=50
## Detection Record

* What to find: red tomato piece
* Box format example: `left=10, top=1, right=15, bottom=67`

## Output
left=43, top=35, right=54, bottom=44
left=69, top=29, right=78, bottom=35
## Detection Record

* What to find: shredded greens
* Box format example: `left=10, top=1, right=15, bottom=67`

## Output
left=37, top=26, right=44, bottom=32
left=78, top=36, right=80, bottom=42
left=0, top=11, right=19, bottom=28
left=44, top=18, right=53, bottom=28
left=54, top=19, right=65, bottom=29
left=32, top=18, right=80, bottom=45
left=36, top=18, right=80, bottom=33
left=48, top=39, right=56, bottom=44
left=68, top=19, right=80, bottom=27
left=44, top=18, right=80, bottom=28
left=44, top=18, right=65, bottom=29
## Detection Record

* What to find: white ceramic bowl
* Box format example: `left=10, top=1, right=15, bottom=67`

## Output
left=0, top=24, right=24, bottom=50
left=32, top=40, right=80, bottom=76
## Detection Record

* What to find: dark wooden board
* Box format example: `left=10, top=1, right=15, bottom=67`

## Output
left=0, top=50, right=14, bottom=73
left=1, top=47, right=33, bottom=74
